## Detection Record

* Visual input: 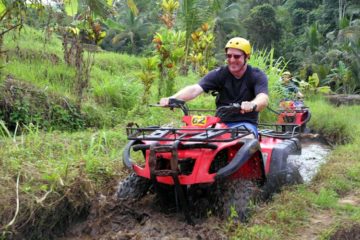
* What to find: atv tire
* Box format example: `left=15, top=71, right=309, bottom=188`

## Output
left=116, top=173, right=151, bottom=200
left=285, top=162, right=303, bottom=185
left=213, top=179, right=260, bottom=222
left=260, top=163, right=303, bottom=201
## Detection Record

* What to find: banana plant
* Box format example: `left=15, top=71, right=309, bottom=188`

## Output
left=63, top=0, right=112, bottom=46
left=61, top=0, right=114, bottom=105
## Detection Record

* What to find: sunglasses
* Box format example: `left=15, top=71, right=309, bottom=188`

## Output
left=226, top=54, right=243, bottom=59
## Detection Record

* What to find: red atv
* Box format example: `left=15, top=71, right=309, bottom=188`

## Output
left=272, top=99, right=311, bottom=133
left=118, top=99, right=303, bottom=224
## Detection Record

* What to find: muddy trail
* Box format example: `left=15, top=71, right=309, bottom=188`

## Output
left=59, top=193, right=227, bottom=240
left=58, top=137, right=330, bottom=240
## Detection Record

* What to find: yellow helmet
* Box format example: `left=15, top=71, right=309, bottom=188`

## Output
left=225, top=37, right=251, bottom=55
left=282, top=71, right=292, bottom=77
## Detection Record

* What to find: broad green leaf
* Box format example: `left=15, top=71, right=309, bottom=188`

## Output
left=127, top=0, right=138, bottom=16
left=104, top=19, right=124, bottom=31
left=64, top=0, right=78, bottom=17
left=0, top=1, right=6, bottom=16
left=308, top=73, right=320, bottom=88
left=317, top=86, right=331, bottom=94
left=107, top=0, right=113, bottom=6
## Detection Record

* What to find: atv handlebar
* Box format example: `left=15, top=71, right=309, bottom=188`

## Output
left=151, top=98, right=189, bottom=116
left=215, top=103, right=242, bottom=118
left=152, top=99, right=257, bottom=119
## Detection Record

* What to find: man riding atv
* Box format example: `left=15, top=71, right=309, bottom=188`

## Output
left=160, top=37, right=269, bottom=138
left=280, top=71, right=304, bottom=99
left=117, top=38, right=303, bottom=225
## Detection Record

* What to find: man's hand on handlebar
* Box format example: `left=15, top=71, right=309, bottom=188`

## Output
left=156, top=98, right=188, bottom=116
left=240, top=101, right=257, bottom=114
left=159, top=97, right=170, bottom=106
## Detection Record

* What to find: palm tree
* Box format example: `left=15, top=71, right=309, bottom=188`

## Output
left=210, top=1, right=244, bottom=56
left=177, top=0, right=212, bottom=63
left=108, top=5, right=154, bottom=54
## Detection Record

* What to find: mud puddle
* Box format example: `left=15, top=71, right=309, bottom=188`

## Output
left=58, top=194, right=227, bottom=240
left=288, top=137, right=331, bottom=183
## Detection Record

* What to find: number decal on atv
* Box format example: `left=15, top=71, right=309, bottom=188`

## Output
left=191, top=116, right=207, bottom=126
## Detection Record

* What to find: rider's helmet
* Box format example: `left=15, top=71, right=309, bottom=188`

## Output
left=225, top=37, right=251, bottom=56
left=282, top=71, right=292, bottom=78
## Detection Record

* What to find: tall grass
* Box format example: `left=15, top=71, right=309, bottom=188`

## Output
left=4, top=59, right=75, bottom=96
left=4, top=26, right=63, bottom=56
left=249, top=49, right=287, bottom=123
left=307, top=96, right=360, bottom=144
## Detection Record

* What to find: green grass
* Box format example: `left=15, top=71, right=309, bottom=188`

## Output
left=4, top=59, right=75, bottom=96
left=0, top=125, right=128, bottom=239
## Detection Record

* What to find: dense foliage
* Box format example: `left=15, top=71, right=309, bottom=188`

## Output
left=0, top=1, right=359, bottom=239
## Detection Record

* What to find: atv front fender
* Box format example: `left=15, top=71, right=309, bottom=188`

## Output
left=303, top=110, right=311, bottom=124
left=123, top=140, right=143, bottom=169
left=215, top=139, right=262, bottom=179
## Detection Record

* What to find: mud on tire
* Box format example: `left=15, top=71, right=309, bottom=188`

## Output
left=213, top=179, right=260, bottom=222
left=116, top=173, right=151, bottom=200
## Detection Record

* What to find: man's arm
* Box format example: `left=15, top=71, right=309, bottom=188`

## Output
left=159, top=84, right=204, bottom=106
left=241, top=93, right=269, bottom=114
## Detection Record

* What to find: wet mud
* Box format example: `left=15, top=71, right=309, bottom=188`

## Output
left=330, top=224, right=360, bottom=240
left=59, top=194, right=227, bottom=240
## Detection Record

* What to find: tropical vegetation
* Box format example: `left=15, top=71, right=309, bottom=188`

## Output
left=0, top=0, right=359, bottom=239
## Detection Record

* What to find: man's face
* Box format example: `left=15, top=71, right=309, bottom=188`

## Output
left=226, top=48, right=246, bottom=73
left=282, top=74, right=291, bottom=84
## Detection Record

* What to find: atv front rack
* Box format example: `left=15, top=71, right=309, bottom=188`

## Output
left=258, top=123, right=301, bottom=139
left=126, top=125, right=254, bottom=142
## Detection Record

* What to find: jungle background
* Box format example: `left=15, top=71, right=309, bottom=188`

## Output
left=0, top=0, right=360, bottom=239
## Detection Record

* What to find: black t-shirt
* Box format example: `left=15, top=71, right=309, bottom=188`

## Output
left=285, top=81, right=300, bottom=93
left=198, top=65, right=268, bottom=124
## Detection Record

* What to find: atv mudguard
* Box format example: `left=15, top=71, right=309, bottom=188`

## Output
left=123, top=139, right=143, bottom=169
left=215, top=138, right=264, bottom=180
left=267, top=137, right=301, bottom=174
left=261, top=137, right=302, bottom=197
